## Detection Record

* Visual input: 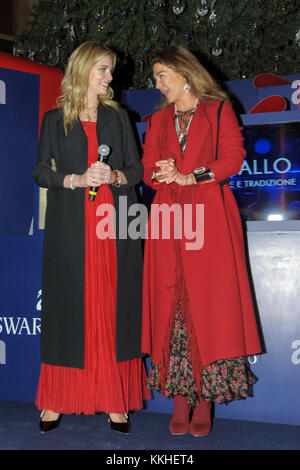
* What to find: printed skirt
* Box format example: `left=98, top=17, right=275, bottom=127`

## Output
left=146, top=303, right=257, bottom=407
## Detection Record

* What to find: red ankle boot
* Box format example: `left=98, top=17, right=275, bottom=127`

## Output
left=169, top=395, right=191, bottom=435
left=190, top=399, right=212, bottom=437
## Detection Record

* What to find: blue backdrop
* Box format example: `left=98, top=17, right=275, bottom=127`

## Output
left=0, top=236, right=42, bottom=401
left=0, top=67, right=39, bottom=235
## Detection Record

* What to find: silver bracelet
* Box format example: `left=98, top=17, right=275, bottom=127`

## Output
left=69, top=173, right=76, bottom=190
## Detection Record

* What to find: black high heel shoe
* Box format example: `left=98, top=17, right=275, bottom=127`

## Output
left=107, top=413, right=131, bottom=435
left=39, top=410, right=62, bottom=433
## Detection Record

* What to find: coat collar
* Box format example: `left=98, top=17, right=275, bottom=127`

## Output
left=96, top=101, right=112, bottom=134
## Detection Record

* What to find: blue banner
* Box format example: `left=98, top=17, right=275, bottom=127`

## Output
left=0, top=67, right=39, bottom=235
left=0, top=235, right=43, bottom=402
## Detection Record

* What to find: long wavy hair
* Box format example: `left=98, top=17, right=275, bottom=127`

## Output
left=58, top=41, right=118, bottom=134
left=152, top=45, right=228, bottom=108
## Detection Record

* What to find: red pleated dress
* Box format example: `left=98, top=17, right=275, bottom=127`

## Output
left=36, top=121, right=148, bottom=415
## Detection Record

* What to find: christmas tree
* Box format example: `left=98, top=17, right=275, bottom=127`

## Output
left=16, top=0, right=300, bottom=89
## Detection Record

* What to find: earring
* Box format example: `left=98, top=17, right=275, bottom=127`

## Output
left=183, top=83, right=190, bottom=93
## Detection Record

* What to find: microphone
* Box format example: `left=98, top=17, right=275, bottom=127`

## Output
left=88, top=144, right=111, bottom=201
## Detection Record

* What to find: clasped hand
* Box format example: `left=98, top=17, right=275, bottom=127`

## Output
left=155, top=159, right=187, bottom=186
left=80, top=161, right=113, bottom=187
left=155, top=159, right=215, bottom=186
left=154, top=159, right=178, bottom=184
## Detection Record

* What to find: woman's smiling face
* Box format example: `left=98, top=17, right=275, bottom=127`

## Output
left=87, top=55, right=113, bottom=98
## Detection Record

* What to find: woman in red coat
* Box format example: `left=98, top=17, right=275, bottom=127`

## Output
left=141, top=46, right=262, bottom=437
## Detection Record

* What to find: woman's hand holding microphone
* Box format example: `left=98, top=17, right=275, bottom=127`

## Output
left=64, top=162, right=114, bottom=189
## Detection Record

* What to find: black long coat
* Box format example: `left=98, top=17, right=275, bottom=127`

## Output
left=33, top=103, right=144, bottom=368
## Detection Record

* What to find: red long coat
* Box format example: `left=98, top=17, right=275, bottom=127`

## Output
left=141, top=99, right=262, bottom=382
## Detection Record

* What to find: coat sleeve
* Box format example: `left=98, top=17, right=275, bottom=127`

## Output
left=118, top=108, right=143, bottom=188
left=33, top=111, right=67, bottom=190
left=141, top=116, right=162, bottom=190
left=209, top=101, right=246, bottom=183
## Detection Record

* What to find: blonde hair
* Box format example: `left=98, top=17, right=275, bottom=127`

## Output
left=58, top=41, right=118, bottom=133
left=152, top=45, right=228, bottom=108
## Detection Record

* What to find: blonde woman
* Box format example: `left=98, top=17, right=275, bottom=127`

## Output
left=141, top=46, right=262, bottom=437
left=34, top=41, right=147, bottom=434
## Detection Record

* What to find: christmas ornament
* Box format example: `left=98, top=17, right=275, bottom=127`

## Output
left=197, top=0, right=209, bottom=16
left=147, top=78, right=154, bottom=88
left=212, top=37, right=222, bottom=56
left=208, top=0, right=217, bottom=25
left=28, top=49, right=35, bottom=61
left=50, top=45, right=60, bottom=65
left=173, top=1, right=185, bottom=15
left=68, top=25, right=76, bottom=41
left=251, top=22, right=257, bottom=37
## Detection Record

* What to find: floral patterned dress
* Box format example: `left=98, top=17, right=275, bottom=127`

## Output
left=146, top=108, right=257, bottom=407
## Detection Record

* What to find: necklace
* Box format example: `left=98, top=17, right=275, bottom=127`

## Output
left=80, top=106, right=98, bottom=122
left=174, top=99, right=198, bottom=154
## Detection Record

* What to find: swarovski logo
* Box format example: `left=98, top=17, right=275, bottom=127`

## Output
left=0, top=317, right=41, bottom=335
left=0, top=291, right=42, bottom=366
left=0, top=290, right=41, bottom=336
left=0, top=80, right=6, bottom=104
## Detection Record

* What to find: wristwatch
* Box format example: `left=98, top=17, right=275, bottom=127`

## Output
left=193, top=167, right=213, bottom=182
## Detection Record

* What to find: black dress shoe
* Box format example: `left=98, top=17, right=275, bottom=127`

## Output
left=39, top=411, right=62, bottom=433
left=107, top=414, right=131, bottom=435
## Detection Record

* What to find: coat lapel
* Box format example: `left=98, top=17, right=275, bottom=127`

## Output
left=163, top=102, right=213, bottom=173
left=161, top=106, right=181, bottom=162
left=180, top=101, right=213, bottom=173
left=97, top=102, right=112, bottom=140
left=58, top=117, right=87, bottom=172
